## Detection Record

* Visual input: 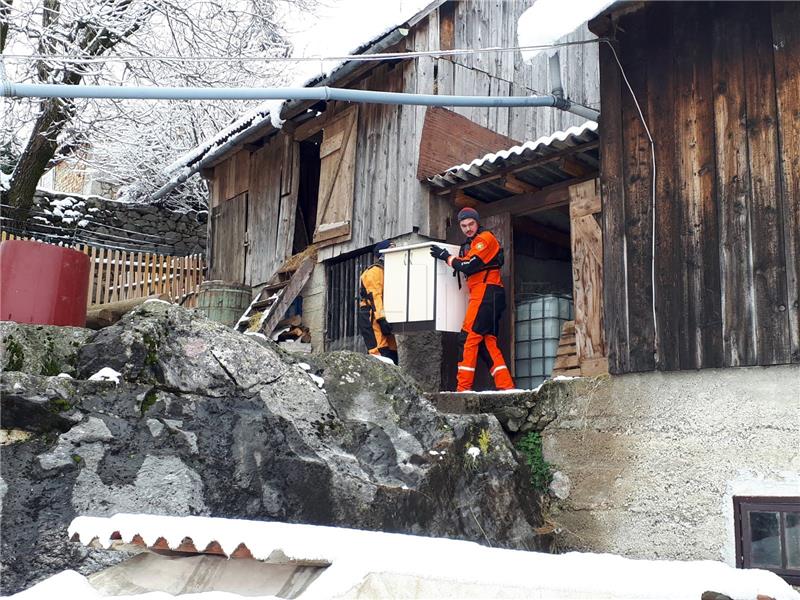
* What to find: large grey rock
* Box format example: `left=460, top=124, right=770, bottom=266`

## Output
left=0, top=322, right=91, bottom=377
left=1, top=302, right=550, bottom=594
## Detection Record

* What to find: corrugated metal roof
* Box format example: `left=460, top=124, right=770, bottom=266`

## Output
left=426, top=121, right=600, bottom=202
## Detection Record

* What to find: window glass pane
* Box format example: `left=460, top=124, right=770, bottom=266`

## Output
left=786, top=512, right=800, bottom=569
left=749, top=511, right=782, bottom=568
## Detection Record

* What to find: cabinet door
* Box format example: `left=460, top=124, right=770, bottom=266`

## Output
left=383, top=250, right=409, bottom=324
left=408, top=248, right=434, bottom=322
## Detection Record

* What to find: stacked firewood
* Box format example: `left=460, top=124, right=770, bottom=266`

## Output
left=273, top=314, right=311, bottom=343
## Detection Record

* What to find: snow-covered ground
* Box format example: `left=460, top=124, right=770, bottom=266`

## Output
left=11, top=514, right=798, bottom=600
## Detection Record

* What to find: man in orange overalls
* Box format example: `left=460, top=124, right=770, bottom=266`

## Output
left=430, top=207, right=514, bottom=391
left=358, top=240, right=398, bottom=364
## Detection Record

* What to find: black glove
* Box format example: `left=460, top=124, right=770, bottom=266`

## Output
left=429, top=245, right=450, bottom=261
left=376, top=317, right=393, bottom=336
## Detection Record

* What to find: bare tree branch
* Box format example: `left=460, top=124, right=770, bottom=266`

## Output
left=2, top=0, right=313, bottom=217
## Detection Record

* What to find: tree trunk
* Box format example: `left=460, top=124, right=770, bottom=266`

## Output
left=3, top=97, right=75, bottom=229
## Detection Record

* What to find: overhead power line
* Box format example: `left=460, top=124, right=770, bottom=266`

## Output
left=1, top=38, right=607, bottom=65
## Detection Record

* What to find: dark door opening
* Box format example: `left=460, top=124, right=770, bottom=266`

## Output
left=511, top=208, right=574, bottom=390
left=326, top=248, right=373, bottom=352
left=293, top=133, right=322, bottom=255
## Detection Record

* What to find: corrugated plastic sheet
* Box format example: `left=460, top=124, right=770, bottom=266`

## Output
left=427, top=120, right=599, bottom=190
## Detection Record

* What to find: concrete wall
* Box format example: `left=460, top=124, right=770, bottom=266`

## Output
left=299, top=263, right=327, bottom=353
left=540, top=365, right=800, bottom=565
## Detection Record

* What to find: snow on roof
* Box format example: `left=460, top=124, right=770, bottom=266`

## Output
left=517, top=0, right=614, bottom=61
left=167, top=0, right=437, bottom=175
left=427, top=120, right=599, bottom=189
left=41, top=513, right=800, bottom=600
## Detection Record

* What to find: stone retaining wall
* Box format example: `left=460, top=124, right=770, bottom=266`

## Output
left=21, top=190, right=207, bottom=256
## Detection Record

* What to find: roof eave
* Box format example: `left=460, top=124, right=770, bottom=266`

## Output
left=190, top=1, right=450, bottom=173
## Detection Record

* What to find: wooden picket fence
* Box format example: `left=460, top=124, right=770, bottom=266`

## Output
left=1, top=231, right=205, bottom=308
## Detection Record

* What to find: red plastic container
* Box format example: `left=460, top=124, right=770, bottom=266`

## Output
left=0, top=239, right=90, bottom=327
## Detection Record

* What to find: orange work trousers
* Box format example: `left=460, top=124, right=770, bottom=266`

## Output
left=457, top=283, right=514, bottom=391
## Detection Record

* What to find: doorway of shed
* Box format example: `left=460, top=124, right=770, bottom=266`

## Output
left=293, top=133, right=322, bottom=254
left=511, top=208, right=574, bottom=390
left=439, top=207, right=573, bottom=392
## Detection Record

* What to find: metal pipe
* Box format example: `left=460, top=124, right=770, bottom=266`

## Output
left=3, top=81, right=566, bottom=108
left=560, top=101, right=600, bottom=121
left=548, top=53, right=564, bottom=98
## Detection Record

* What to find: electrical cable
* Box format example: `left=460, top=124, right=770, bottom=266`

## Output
left=602, top=39, right=658, bottom=363
left=0, top=202, right=195, bottom=240
left=2, top=38, right=608, bottom=65
left=0, top=216, right=182, bottom=253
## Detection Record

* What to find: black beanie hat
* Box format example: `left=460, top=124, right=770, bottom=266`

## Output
left=457, top=207, right=480, bottom=222
left=373, top=239, right=392, bottom=255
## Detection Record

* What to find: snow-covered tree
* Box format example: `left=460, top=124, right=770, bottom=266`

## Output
left=1, top=0, right=313, bottom=218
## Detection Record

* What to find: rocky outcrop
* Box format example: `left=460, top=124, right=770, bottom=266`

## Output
left=434, top=381, right=576, bottom=436
left=0, top=302, right=550, bottom=594
left=0, top=322, right=91, bottom=377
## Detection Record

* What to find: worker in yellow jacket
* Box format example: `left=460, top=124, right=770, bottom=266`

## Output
left=358, top=240, right=398, bottom=364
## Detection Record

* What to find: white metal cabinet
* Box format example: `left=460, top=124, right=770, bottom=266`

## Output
left=382, top=242, right=467, bottom=333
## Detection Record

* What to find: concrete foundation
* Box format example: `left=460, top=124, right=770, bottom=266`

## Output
left=300, top=261, right=327, bottom=353
left=540, top=365, right=800, bottom=566
left=397, top=331, right=442, bottom=393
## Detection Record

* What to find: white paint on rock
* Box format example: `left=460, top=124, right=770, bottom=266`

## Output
left=38, top=418, right=114, bottom=471
left=71, top=455, right=207, bottom=517
left=146, top=419, right=164, bottom=438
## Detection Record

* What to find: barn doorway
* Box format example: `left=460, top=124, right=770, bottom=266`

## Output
left=429, top=122, right=604, bottom=391
left=511, top=208, right=574, bottom=390
left=293, top=133, right=321, bottom=255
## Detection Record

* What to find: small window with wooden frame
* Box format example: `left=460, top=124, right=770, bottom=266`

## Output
left=733, top=495, right=800, bottom=584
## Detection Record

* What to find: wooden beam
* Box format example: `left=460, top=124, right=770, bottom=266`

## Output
left=569, top=177, right=607, bottom=374
left=560, top=156, right=590, bottom=178
left=451, top=190, right=481, bottom=209
left=479, top=175, right=595, bottom=219
left=513, top=216, right=571, bottom=248
left=291, top=111, right=329, bottom=142
left=501, top=174, right=539, bottom=195
left=433, top=141, right=599, bottom=196
left=569, top=179, right=601, bottom=218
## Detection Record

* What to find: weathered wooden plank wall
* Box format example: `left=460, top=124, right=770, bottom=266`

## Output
left=595, top=1, right=799, bottom=374
left=319, top=0, right=599, bottom=260
left=246, top=137, right=283, bottom=286
left=210, top=0, right=602, bottom=285
left=447, top=1, right=600, bottom=140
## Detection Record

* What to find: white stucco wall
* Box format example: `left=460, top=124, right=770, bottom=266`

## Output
left=541, top=364, right=800, bottom=566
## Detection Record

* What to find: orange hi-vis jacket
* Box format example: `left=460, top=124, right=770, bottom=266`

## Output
left=359, top=263, right=387, bottom=318
left=446, top=229, right=504, bottom=290
left=358, top=263, right=397, bottom=356
left=446, top=228, right=513, bottom=391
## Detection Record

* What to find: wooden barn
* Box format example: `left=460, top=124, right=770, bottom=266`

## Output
left=589, top=0, right=799, bottom=373
left=174, top=0, right=603, bottom=390
left=519, top=1, right=798, bottom=584
left=172, top=1, right=798, bottom=576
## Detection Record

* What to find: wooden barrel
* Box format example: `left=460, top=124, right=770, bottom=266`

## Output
left=195, top=280, right=252, bottom=327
